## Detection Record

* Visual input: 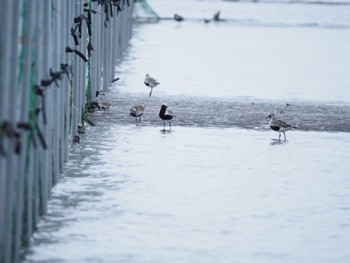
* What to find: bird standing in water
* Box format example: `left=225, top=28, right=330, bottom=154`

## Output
left=159, top=104, right=174, bottom=131
left=213, top=11, right=221, bottom=21
left=144, top=74, right=160, bottom=97
left=100, top=101, right=111, bottom=113
left=267, top=113, right=297, bottom=141
left=95, top=92, right=111, bottom=113
left=130, top=104, right=146, bottom=125
left=174, top=14, right=184, bottom=23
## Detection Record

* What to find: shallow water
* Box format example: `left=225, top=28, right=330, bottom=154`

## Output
left=23, top=0, right=350, bottom=262
left=128, top=0, right=350, bottom=102
left=119, top=22, right=350, bottom=102
left=24, top=125, right=350, bottom=263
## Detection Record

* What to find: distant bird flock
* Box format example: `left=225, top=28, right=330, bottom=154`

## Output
left=172, top=10, right=224, bottom=24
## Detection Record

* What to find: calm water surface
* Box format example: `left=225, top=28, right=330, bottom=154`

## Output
left=23, top=0, right=350, bottom=262
left=23, top=125, right=350, bottom=263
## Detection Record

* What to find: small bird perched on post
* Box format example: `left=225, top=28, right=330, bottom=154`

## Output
left=267, top=113, right=297, bottom=141
left=144, top=74, right=160, bottom=97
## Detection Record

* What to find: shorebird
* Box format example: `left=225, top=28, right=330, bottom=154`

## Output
left=130, top=104, right=146, bottom=125
left=213, top=11, right=221, bottom=21
left=100, top=101, right=111, bottom=113
left=174, top=14, right=184, bottom=23
left=88, top=101, right=100, bottom=112
left=144, top=74, right=160, bottom=97
left=204, top=18, right=211, bottom=24
left=267, top=113, right=297, bottom=141
left=159, top=104, right=174, bottom=131
left=94, top=92, right=111, bottom=113
left=279, top=102, right=291, bottom=114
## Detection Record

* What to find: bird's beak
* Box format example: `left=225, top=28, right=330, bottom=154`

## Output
left=266, top=115, right=271, bottom=119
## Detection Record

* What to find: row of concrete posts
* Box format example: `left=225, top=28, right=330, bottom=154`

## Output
left=0, top=0, right=134, bottom=262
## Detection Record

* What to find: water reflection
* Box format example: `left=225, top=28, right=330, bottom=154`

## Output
left=270, top=139, right=286, bottom=145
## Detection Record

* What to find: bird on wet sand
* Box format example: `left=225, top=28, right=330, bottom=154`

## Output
left=94, top=92, right=111, bottom=113
left=213, top=11, right=221, bottom=21
left=174, top=14, right=184, bottom=23
left=159, top=104, right=174, bottom=131
left=204, top=18, right=211, bottom=24
left=100, top=101, right=111, bottom=113
left=144, top=74, right=160, bottom=97
left=130, top=104, right=146, bottom=125
left=267, top=113, right=297, bottom=141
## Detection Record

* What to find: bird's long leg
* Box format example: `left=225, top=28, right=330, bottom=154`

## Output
left=149, top=87, right=153, bottom=97
left=278, top=133, right=281, bottom=141
left=283, top=132, right=286, bottom=141
left=163, top=121, right=166, bottom=130
left=169, top=121, right=171, bottom=130
left=135, top=118, right=138, bottom=126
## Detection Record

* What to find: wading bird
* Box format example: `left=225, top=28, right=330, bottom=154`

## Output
left=144, top=74, right=160, bottom=97
left=94, top=92, right=111, bottom=113
left=100, top=101, right=111, bottom=113
left=204, top=18, right=211, bottom=24
left=213, top=11, right=221, bottom=21
left=130, top=104, right=146, bottom=125
left=159, top=104, right=174, bottom=131
left=174, top=14, right=184, bottom=23
left=267, top=113, right=297, bottom=141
